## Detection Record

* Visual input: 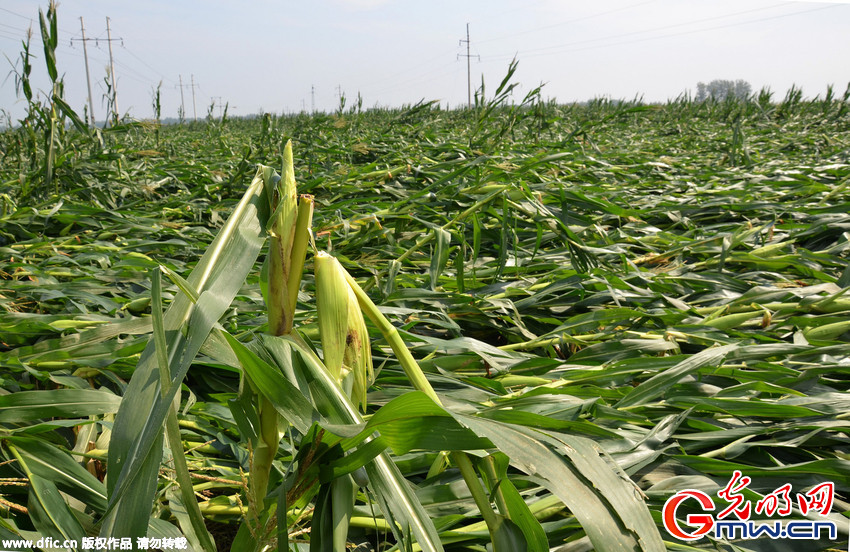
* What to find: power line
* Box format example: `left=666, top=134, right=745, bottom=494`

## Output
left=0, top=28, right=27, bottom=42
left=0, top=6, right=74, bottom=37
left=108, top=54, right=164, bottom=85
left=476, top=0, right=658, bottom=45
left=356, top=60, right=458, bottom=100
left=0, top=21, right=31, bottom=34
left=64, top=41, right=153, bottom=87
left=484, top=2, right=833, bottom=62
left=0, top=6, right=33, bottom=22
left=472, top=0, right=550, bottom=24
left=343, top=46, right=459, bottom=93
left=1, top=12, right=176, bottom=121
left=360, top=59, right=460, bottom=99
left=62, top=17, right=125, bottom=119
left=121, top=45, right=176, bottom=86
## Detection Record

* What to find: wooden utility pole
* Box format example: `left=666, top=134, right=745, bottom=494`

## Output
left=178, top=75, right=186, bottom=120
left=458, top=23, right=479, bottom=108
left=190, top=74, right=198, bottom=120
left=74, top=17, right=96, bottom=126
left=465, top=24, right=471, bottom=107
left=177, top=75, right=199, bottom=121
left=105, top=17, right=119, bottom=120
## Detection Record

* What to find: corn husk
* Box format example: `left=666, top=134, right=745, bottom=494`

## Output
left=315, top=252, right=373, bottom=410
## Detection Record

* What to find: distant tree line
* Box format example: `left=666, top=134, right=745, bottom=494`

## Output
left=695, top=79, right=752, bottom=102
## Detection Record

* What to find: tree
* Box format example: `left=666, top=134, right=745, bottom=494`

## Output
left=695, top=79, right=752, bottom=102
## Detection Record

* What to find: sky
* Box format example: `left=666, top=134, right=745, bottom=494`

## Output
left=1, top=0, right=849, bottom=122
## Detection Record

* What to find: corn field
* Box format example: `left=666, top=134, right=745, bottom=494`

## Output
left=1, top=11, right=850, bottom=551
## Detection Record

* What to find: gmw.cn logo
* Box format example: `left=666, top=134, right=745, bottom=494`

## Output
left=662, top=470, right=846, bottom=545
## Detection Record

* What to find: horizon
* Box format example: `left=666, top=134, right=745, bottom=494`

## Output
left=2, top=0, right=849, bottom=122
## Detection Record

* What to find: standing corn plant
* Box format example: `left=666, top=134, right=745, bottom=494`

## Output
left=6, top=1, right=91, bottom=199
left=101, top=141, right=664, bottom=552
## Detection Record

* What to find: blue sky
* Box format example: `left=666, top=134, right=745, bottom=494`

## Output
left=1, top=0, right=849, bottom=121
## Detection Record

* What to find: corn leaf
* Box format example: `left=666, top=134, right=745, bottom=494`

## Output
left=102, top=166, right=269, bottom=541
left=453, top=414, right=666, bottom=552
left=258, top=334, right=446, bottom=552
left=0, top=389, right=121, bottom=423
left=26, top=473, right=87, bottom=545
left=5, top=436, right=107, bottom=515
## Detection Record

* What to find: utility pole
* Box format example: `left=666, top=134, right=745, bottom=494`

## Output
left=73, top=17, right=96, bottom=126
left=177, top=75, right=186, bottom=120
left=311, top=85, right=315, bottom=113
left=335, top=84, right=345, bottom=111
left=105, top=17, right=119, bottom=121
left=190, top=74, right=198, bottom=120
left=211, top=97, right=233, bottom=118
left=458, top=23, right=479, bottom=108
left=176, top=75, right=200, bottom=121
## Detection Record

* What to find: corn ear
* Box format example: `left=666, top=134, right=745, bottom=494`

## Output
left=287, top=194, right=314, bottom=317
left=345, top=285, right=373, bottom=410
left=315, top=252, right=349, bottom=380
left=267, top=140, right=300, bottom=335
left=315, top=252, right=373, bottom=410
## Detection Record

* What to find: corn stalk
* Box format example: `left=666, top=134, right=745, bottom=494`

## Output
left=247, top=141, right=313, bottom=532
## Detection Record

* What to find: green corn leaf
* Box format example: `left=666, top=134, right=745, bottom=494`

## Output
left=154, top=268, right=216, bottom=552
left=452, top=414, right=666, bottom=552
left=26, top=474, right=87, bottom=546
left=0, top=389, right=121, bottom=423
left=310, top=481, right=335, bottom=552
left=490, top=515, right=528, bottom=552
left=308, top=474, right=357, bottom=552
left=102, top=165, right=270, bottom=541
left=221, top=331, right=317, bottom=433
left=429, top=228, right=451, bottom=291
left=616, top=344, right=737, bottom=408
left=5, top=436, right=107, bottom=515
left=259, top=334, right=445, bottom=552
left=333, top=391, right=492, bottom=455
left=483, top=452, right=548, bottom=552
